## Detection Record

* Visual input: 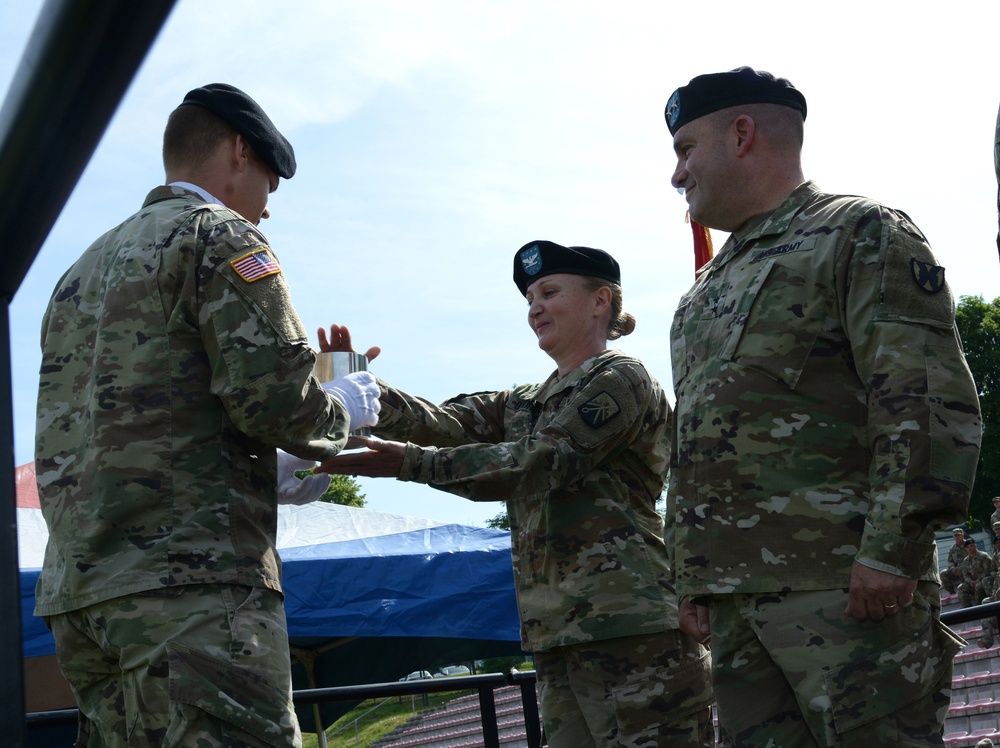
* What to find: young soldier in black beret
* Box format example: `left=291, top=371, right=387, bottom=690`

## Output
left=179, top=82, right=296, bottom=179
left=36, top=83, right=380, bottom=746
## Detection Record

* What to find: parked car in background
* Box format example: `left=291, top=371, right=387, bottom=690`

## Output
left=435, top=665, right=471, bottom=677
left=399, top=670, right=433, bottom=682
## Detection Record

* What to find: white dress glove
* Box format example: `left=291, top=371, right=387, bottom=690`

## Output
left=276, top=450, right=331, bottom=505
left=322, top=371, right=381, bottom=429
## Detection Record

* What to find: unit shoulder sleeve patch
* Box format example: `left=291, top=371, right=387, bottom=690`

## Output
left=577, top=391, right=621, bottom=428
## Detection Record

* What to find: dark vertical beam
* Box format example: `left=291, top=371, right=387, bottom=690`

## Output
left=0, top=301, right=24, bottom=744
left=0, top=0, right=178, bottom=300
left=508, top=668, right=542, bottom=747
left=0, top=1, right=178, bottom=743
left=478, top=685, right=500, bottom=748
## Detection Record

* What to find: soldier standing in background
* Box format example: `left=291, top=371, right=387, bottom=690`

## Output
left=959, top=538, right=996, bottom=610
left=34, top=84, right=379, bottom=747
left=943, top=527, right=969, bottom=594
left=990, top=496, right=1000, bottom=531
left=664, top=67, right=981, bottom=746
left=976, top=531, right=1000, bottom=648
left=318, top=241, right=715, bottom=747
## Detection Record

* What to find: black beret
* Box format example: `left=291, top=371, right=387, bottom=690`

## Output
left=965, top=538, right=978, bottom=547
left=180, top=83, right=296, bottom=179
left=665, top=66, right=807, bottom=136
left=513, top=240, right=620, bottom=296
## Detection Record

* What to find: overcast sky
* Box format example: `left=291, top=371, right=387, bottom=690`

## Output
left=3, top=1, right=999, bottom=528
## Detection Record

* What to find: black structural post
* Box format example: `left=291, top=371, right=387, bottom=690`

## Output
left=0, top=1, right=178, bottom=743
left=477, top=684, right=500, bottom=748
left=510, top=669, right=542, bottom=748
left=0, top=300, right=24, bottom=745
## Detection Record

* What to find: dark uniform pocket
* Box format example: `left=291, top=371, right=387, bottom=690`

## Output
left=724, top=259, right=833, bottom=389
left=611, top=644, right=714, bottom=744
left=168, top=642, right=297, bottom=747
left=822, top=618, right=962, bottom=736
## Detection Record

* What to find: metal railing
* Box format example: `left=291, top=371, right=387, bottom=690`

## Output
left=295, top=670, right=541, bottom=748
left=24, top=602, right=1000, bottom=746
left=26, top=669, right=543, bottom=748
left=326, top=695, right=396, bottom=745
left=941, top=597, right=1000, bottom=627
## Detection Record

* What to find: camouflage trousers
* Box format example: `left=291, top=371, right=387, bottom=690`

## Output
left=46, top=584, right=301, bottom=748
left=707, top=582, right=963, bottom=747
left=958, top=578, right=992, bottom=609
left=941, top=567, right=961, bottom=594
left=534, top=628, right=714, bottom=747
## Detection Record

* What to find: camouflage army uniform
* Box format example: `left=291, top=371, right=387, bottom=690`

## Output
left=943, top=538, right=968, bottom=594
left=667, top=181, right=981, bottom=747
left=977, top=544, right=1000, bottom=647
left=35, top=185, right=350, bottom=747
left=375, top=350, right=714, bottom=747
left=993, top=547, right=1000, bottom=588
left=958, top=548, right=996, bottom=609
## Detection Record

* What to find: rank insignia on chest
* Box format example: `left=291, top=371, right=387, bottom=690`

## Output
left=910, top=257, right=944, bottom=294
left=577, top=391, right=621, bottom=428
left=231, top=248, right=281, bottom=283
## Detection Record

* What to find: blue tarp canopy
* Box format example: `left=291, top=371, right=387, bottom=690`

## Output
left=280, top=521, right=520, bottom=642
left=18, top=464, right=524, bottom=728
left=19, top=494, right=521, bottom=658
left=20, top=507, right=520, bottom=659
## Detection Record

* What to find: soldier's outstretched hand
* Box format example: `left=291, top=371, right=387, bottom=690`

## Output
left=318, top=324, right=381, bottom=362
left=317, top=436, right=405, bottom=478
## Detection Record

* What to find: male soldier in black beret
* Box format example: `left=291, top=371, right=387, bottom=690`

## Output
left=35, top=84, right=380, bottom=746
left=663, top=66, right=981, bottom=746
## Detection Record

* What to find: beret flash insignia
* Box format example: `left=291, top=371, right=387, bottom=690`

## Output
left=520, top=245, right=542, bottom=277
left=665, top=91, right=681, bottom=130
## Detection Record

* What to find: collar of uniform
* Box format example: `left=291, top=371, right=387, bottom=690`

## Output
left=741, top=180, right=821, bottom=243
left=710, top=180, right=820, bottom=271
left=142, top=183, right=222, bottom=210
left=167, top=180, right=222, bottom=205
left=531, top=350, right=615, bottom=403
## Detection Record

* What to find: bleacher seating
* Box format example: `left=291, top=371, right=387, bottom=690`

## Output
left=941, top=529, right=1000, bottom=746
left=370, top=533, right=998, bottom=747
left=368, top=685, right=538, bottom=748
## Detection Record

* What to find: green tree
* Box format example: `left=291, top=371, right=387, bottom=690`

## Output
left=295, top=471, right=367, bottom=507
left=955, top=295, right=1000, bottom=526
left=485, top=506, right=509, bottom=530
left=320, top=474, right=367, bottom=508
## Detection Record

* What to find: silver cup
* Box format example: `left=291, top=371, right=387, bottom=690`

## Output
left=314, top=351, right=371, bottom=436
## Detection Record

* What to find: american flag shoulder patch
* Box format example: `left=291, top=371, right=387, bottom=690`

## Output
left=231, top=248, right=281, bottom=283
